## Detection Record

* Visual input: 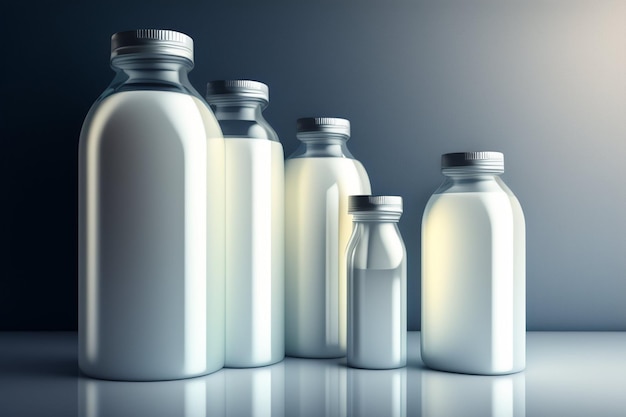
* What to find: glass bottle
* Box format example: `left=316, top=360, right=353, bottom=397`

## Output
left=285, top=117, right=371, bottom=358
left=421, top=151, right=525, bottom=375
left=205, top=80, right=284, bottom=367
left=78, top=29, right=225, bottom=380
left=347, top=195, right=407, bottom=369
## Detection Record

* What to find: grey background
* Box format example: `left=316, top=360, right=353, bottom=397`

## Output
left=2, top=0, right=625, bottom=330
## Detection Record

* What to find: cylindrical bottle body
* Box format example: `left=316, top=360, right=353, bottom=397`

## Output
left=285, top=156, right=371, bottom=358
left=79, top=37, right=225, bottom=380
left=347, top=221, right=407, bottom=369
left=421, top=167, right=525, bottom=375
left=207, top=80, right=285, bottom=367
left=223, top=138, right=284, bottom=367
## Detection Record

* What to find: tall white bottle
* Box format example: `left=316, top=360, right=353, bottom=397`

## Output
left=206, top=80, right=284, bottom=367
left=421, top=151, right=525, bottom=375
left=285, top=117, right=371, bottom=358
left=78, top=30, right=225, bottom=381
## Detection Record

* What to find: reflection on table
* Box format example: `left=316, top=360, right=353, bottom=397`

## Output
left=2, top=332, right=625, bottom=417
left=421, top=369, right=525, bottom=417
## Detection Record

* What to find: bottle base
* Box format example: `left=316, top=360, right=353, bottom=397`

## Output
left=78, top=361, right=224, bottom=382
left=78, top=368, right=222, bottom=382
left=285, top=351, right=346, bottom=359
left=348, top=361, right=406, bottom=370
left=224, top=355, right=285, bottom=369
left=421, top=357, right=525, bottom=376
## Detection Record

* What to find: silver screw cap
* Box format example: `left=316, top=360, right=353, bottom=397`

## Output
left=349, top=195, right=403, bottom=214
left=296, top=117, right=350, bottom=138
left=441, top=151, right=504, bottom=173
left=206, top=80, right=269, bottom=104
left=110, top=29, right=194, bottom=63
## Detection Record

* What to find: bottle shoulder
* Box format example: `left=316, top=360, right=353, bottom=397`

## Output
left=219, top=120, right=280, bottom=142
left=348, top=223, right=406, bottom=270
left=285, top=157, right=371, bottom=192
left=286, top=140, right=356, bottom=159
left=80, top=91, right=222, bottom=145
left=422, top=187, right=523, bottom=232
left=433, top=176, right=509, bottom=195
left=425, top=176, right=524, bottom=217
left=285, top=154, right=366, bottom=168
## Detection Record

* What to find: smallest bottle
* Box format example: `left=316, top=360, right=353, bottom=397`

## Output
left=346, top=195, right=407, bottom=369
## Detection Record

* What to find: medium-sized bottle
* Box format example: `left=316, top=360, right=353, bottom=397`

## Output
left=421, top=151, right=525, bottom=375
left=285, top=117, right=372, bottom=358
left=78, top=29, right=225, bottom=381
left=205, top=80, right=284, bottom=367
left=347, top=196, right=407, bottom=369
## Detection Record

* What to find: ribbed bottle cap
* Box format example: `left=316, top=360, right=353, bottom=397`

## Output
left=349, top=195, right=403, bottom=214
left=441, top=151, right=504, bottom=173
left=206, top=80, right=269, bottom=104
left=110, top=29, right=194, bottom=63
left=296, top=117, right=350, bottom=138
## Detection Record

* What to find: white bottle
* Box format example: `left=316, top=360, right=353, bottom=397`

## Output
left=347, top=196, right=406, bottom=369
left=78, top=30, right=225, bottom=380
left=285, top=117, right=371, bottom=358
left=205, top=80, right=284, bottom=367
left=421, top=151, right=525, bottom=375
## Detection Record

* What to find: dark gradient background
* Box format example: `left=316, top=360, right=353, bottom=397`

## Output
left=2, top=0, right=625, bottom=331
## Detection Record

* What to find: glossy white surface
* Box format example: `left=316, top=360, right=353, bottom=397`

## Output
left=1, top=332, right=625, bottom=416
left=347, top=222, right=407, bottom=369
left=285, top=157, right=371, bottom=358
left=78, top=91, right=225, bottom=380
left=422, top=186, right=525, bottom=374
left=224, top=139, right=284, bottom=367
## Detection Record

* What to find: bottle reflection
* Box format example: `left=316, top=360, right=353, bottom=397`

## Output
left=285, top=358, right=347, bottom=417
left=225, top=361, right=285, bottom=417
left=421, top=369, right=525, bottom=417
left=78, top=371, right=224, bottom=417
left=348, top=367, right=406, bottom=417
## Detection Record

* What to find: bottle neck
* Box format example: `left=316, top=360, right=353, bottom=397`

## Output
left=352, top=213, right=401, bottom=223
left=110, top=55, right=194, bottom=91
left=442, top=168, right=503, bottom=178
left=211, top=101, right=265, bottom=121
left=437, top=170, right=505, bottom=194
left=442, top=172, right=502, bottom=181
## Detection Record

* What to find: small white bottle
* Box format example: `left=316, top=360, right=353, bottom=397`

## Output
left=421, top=151, right=525, bottom=375
left=347, top=196, right=407, bottom=369
left=285, top=117, right=371, bottom=358
left=205, top=80, right=284, bottom=367
left=78, top=30, right=225, bottom=381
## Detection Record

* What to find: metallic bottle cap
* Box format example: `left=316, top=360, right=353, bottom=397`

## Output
left=441, top=151, right=504, bottom=173
left=349, top=195, right=403, bottom=214
left=206, top=80, right=269, bottom=104
left=110, top=29, right=194, bottom=63
left=296, top=117, right=351, bottom=138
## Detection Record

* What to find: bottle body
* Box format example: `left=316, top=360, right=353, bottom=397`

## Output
left=206, top=80, right=285, bottom=367
left=223, top=139, right=284, bottom=367
left=347, top=196, right=407, bottom=369
left=78, top=31, right=225, bottom=381
left=421, top=152, right=525, bottom=375
left=285, top=118, right=371, bottom=358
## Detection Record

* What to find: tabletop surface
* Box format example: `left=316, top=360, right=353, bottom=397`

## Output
left=0, top=331, right=625, bottom=417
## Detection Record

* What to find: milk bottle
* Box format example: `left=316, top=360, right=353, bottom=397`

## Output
left=285, top=117, right=371, bottom=358
left=78, top=30, right=225, bottom=380
left=346, top=195, right=407, bottom=369
left=206, top=80, right=284, bottom=367
left=421, top=151, right=525, bottom=375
